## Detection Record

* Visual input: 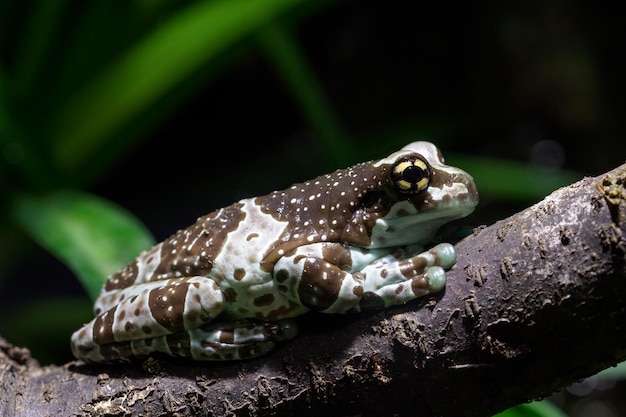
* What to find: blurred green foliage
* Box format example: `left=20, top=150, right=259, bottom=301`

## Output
left=494, top=401, right=568, bottom=417
left=12, top=190, right=155, bottom=299
left=0, top=0, right=338, bottom=366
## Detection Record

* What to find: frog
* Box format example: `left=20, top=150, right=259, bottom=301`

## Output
left=71, top=141, right=478, bottom=363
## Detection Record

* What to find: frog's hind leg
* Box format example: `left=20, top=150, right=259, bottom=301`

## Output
left=71, top=276, right=224, bottom=363
left=179, top=318, right=299, bottom=360
left=101, top=319, right=299, bottom=361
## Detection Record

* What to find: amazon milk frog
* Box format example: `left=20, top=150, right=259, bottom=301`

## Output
left=71, top=141, right=478, bottom=363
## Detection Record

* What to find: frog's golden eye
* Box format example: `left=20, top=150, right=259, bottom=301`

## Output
left=391, top=156, right=430, bottom=193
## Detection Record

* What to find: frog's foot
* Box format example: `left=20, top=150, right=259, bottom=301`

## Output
left=357, top=243, right=455, bottom=310
left=134, top=319, right=299, bottom=361
left=180, top=318, right=299, bottom=360
left=274, top=241, right=456, bottom=315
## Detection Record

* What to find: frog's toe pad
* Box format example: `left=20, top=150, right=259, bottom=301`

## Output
left=430, top=242, right=457, bottom=269
left=425, top=266, right=447, bottom=292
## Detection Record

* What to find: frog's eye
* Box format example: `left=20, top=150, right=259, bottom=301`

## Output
left=391, top=156, right=430, bottom=194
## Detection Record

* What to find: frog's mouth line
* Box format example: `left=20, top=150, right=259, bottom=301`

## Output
left=381, top=205, right=476, bottom=232
left=402, top=205, right=474, bottom=220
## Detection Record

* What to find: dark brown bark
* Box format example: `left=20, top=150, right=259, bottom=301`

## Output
left=1, top=163, right=625, bottom=417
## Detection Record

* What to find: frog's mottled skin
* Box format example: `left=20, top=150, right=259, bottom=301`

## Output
left=71, top=141, right=478, bottom=363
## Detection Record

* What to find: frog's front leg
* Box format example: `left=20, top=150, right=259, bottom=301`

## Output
left=71, top=276, right=225, bottom=363
left=274, top=242, right=455, bottom=314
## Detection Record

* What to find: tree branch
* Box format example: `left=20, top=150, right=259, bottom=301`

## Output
left=2, top=164, right=625, bottom=417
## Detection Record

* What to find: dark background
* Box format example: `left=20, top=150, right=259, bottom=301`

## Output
left=1, top=1, right=624, bottom=415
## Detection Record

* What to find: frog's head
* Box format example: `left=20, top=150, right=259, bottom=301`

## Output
left=350, top=141, right=479, bottom=248
left=369, top=142, right=478, bottom=247
left=259, top=141, right=478, bottom=252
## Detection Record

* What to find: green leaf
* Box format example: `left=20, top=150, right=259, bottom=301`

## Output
left=13, top=0, right=68, bottom=97
left=447, top=155, right=583, bottom=202
left=493, top=401, right=568, bottom=417
left=257, top=21, right=352, bottom=163
left=595, top=360, right=626, bottom=379
left=11, top=190, right=154, bottom=300
left=51, top=0, right=306, bottom=174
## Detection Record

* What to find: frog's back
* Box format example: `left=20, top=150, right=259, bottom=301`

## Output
left=102, top=203, right=249, bottom=293
left=101, top=159, right=383, bottom=295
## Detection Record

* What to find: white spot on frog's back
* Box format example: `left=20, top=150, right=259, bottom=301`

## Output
left=212, top=199, right=288, bottom=287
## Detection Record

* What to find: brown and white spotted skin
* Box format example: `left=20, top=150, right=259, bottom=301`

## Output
left=71, top=141, right=478, bottom=363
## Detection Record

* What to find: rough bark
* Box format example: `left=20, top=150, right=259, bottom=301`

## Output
left=1, top=163, right=625, bottom=417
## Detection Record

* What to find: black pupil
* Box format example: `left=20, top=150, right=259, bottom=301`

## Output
left=403, top=164, right=425, bottom=183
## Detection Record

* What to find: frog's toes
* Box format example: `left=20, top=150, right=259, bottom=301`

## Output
left=424, top=243, right=455, bottom=292
left=189, top=338, right=277, bottom=361
left=266, top=318, right=299, bottom=341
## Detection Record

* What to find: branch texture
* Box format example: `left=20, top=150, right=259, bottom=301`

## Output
left=2, top=164, right=625, bottom=417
